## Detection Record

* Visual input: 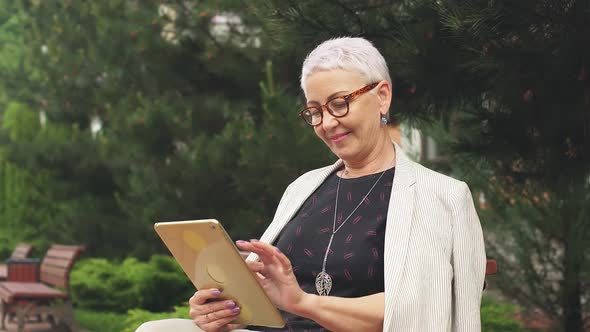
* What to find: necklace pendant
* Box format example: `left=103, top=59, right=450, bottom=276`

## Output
left=315, top=271, right=332, bottom=296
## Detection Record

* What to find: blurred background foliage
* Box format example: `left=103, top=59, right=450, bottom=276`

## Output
left=0, top=0, right=588, bottom=331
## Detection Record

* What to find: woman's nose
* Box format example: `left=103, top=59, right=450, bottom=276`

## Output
left=321, top=107, right=339, bottom=129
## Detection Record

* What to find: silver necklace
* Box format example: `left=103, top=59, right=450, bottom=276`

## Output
left=315, top=167, right=389, bottom=296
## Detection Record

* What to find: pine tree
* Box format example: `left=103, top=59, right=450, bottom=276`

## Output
left=0, top=0, right=46, bottom=251
left=1, top=0, right=270, bottom=257
left=229, top=61, right=334, bottom=237
left=425, top=2, right=590, bottom=330
left=0, top=1, right=330, bottom=258
left=254, top=1, right=590, bottom=330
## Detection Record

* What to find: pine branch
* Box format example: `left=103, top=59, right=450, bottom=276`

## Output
left=285, top=0, right=340, bottom=36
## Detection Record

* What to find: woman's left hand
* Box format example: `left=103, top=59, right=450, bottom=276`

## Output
left=236, top=240, right=307, bottom=312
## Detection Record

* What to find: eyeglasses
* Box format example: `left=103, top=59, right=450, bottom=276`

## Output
left=298, top=82, right=379, bottom=127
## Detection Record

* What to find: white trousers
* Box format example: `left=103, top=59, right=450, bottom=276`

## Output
left=135, top=319, right=258, bottom=332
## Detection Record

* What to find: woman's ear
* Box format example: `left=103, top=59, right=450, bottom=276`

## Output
left=377, top=81, right=392, bottom=116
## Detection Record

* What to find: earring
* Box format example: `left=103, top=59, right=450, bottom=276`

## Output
left=380, top=115, right=388, bottom=126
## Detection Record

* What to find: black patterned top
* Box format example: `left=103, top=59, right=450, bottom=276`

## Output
left=254, top=166, right=395, bottom=332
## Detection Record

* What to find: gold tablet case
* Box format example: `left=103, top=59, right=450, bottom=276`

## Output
left=154, top=219, right=285, bottom=328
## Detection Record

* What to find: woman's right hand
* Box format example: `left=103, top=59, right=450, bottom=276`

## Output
left=188, top=288, right=244, bottom=332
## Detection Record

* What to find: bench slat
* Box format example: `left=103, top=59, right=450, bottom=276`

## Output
left=0, top=282, right=67, bottom=303
left=44, top=249, right=78, bottom=260
left=41, top=274, right=68, bottom=289
left=41, top=257, right=72, bottom=269
left=40, top=265, right=68, bottom=278
left=11, top=244, right=34, bottom=260
left=35, top=245, right=85, bottom=289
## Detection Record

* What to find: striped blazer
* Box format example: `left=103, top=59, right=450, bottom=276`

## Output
left=249, top=143, right=486, bottom=331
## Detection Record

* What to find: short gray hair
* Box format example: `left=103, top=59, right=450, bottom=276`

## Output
left=300, top=37, right=392, bottom=97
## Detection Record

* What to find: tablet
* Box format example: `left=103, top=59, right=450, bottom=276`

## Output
left=154, top=219, right=285, bottom=328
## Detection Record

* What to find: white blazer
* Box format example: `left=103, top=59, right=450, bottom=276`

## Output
left=248, top=143, right=486, bottom=331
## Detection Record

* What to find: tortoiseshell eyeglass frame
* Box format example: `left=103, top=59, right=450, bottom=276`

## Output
left=298, top=82, right=380, bottom=127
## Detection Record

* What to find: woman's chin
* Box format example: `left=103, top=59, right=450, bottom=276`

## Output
left=330, top=146, right=355, bottom=162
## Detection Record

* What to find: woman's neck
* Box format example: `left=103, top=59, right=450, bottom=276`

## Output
left=340, top=136, right=396, bottom=178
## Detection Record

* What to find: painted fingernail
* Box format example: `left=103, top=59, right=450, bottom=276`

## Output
left=211, top=289, right=221, bottom=296
left=225, top=301, right=236, bottom=308
left=231, top=307, right=241, bottom=314
left=250, top=239, right=259, bottom=242
left=236, top=240, right=246, bottom=244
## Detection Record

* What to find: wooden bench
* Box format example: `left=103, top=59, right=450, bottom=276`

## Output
left=0, top=244, right=85, bottom=332
left=486, top=259, right=498, bottom=276
left=484, top=258, right=498, bottom=290
left=0, top=245, right=34, bottom=281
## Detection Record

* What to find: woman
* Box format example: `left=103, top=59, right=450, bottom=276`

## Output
left=137, top=37, right=486, bottom=332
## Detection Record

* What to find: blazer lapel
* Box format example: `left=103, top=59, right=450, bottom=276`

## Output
left=383, top=143, right=416, bottom=331
left=259, top=160, right=343, bottom=245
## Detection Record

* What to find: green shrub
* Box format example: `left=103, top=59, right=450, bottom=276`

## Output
left=0, top=247, right=11, bottom=259
left=70, top=258, right=137, bottom=311
left=135, top=255, right=195, bottom=312
left=481, top=295, right=526, bottom=332
left=70, top=255, right=194, bottom=313
left=76, top=309, right=128, bottom=332
left=72, top=258, right=525, bottom=331
left=122, top=305, right=190, bottom=332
